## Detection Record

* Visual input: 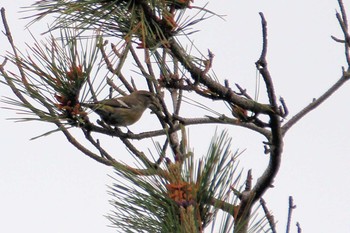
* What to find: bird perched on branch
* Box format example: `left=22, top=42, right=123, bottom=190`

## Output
left=81, top=90, right=156, bottom=127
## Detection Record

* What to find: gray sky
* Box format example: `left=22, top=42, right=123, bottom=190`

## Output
left=1, top=1, right=350, bottom=232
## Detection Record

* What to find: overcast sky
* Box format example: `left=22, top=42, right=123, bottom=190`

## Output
left=1, top=1, right=350, bottom=233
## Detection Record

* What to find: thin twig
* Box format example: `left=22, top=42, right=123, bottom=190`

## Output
left=59, top=124, right=116, bottom=166
left=1, top=8, right=26, bottom=81
left=282, top=70, right=350, bottom=135
left=279, top=96, right=289, bottom=118
left=172, top=58, right=183, bottom=116
left=106, top=78, right=127, bottom=96
left=235, top=83, right=253, bottom=100
left=235, top=170, right=254, bottom=233
left=286, top=196, right=297, bottom=233
left=83, top=129, right=117, bottom=162
left=283, top=1, right=350, bottom=135
left=144, top=48, right=156, bottom=92
left=260, top=198, right=277, bottom=233
left=338, top=0, right=348, bottom=29
left=296, top=222, right=302, bottom=233
left=252, top=13, right=283, bottom=206
left=99, top=40, right=133, bottom=92
left=336, top=0, right=350, bottom=66
left=115, top=128, right=155, bottom=168
left=255, top=12, right=278, bottom=110
left=175, top=115, right=271, bottom=138
left=155, top=138, right=168, bottom=167
left=129, top=45, right=151, bottom=82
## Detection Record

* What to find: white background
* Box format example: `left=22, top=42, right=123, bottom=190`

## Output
left=1, top=1, right=350, bottom=232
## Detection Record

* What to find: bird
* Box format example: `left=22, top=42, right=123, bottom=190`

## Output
left=81, top=90, right=156, bottom=127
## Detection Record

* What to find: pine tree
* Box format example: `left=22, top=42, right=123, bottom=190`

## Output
left=1, top=1, right=350, bottom=232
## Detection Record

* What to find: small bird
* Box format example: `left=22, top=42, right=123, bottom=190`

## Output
left=81, top=90, right=156, bottom=127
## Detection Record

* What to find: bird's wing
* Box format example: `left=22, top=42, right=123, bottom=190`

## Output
left=98, top=98, right=131, bottom=109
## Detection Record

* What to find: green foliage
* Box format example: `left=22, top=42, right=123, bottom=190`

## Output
left=1, top=28, right=101, bottom=126
left=27, top=0, right=198, bottom=48
left=108, top=130, right=242, bottom=232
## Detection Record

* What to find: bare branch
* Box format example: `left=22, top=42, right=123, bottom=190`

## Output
left=235, top=170, right=254, bottom=233
left=99, top=40, right=134, bottom=92
left=235, top=83, right=253, bottom=100
left=255, top=12, right=278, bottom=110
left=336, top=0, right=350, bottom=66
left=83, top=129, right=116, bottom=162
left=282, top=70, right=350, bottom=135
left=168, top=39, right=274, bottom=115
left=129, top=45, right=151, bottom=83
left=59, top=124, right=117, bottom=166
left=260, top=198, right=277, bottom=233
left=331, top=35, right=346, bottom=43
left=286, top=196, right=297, bottom=233
left=154, top=138, right=168, bottom=167
left=175, top=115, right=271, bottom=138
left=114, top=128, right=155, bottom=168
left=296, top=222, right=302, bottom=233
left=252, top=13, right=283, bottom=205
left=144, top=48, right=157, bottom=92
